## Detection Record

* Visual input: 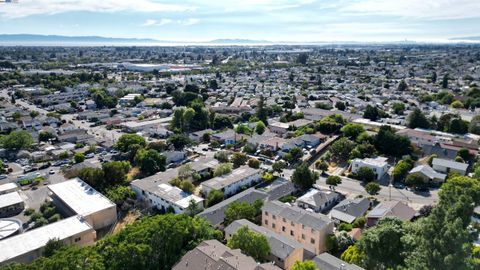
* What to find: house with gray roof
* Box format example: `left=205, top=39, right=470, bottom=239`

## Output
left=296, top=188, right=341, bottom=213
left=366, top=201, right=416, bottom=227
left=201, top=166, right=262, bottom=197
left=226, top=219, right=313, bottom=270
left=409, top=165, right=446, bottom=184
left=197, top=188, right=268, bottom=227
left=313, top=252, right=365, bottom=270
left=431, top=158, right=468, bottom=176
left=172, top=239, right=281, bottom=270
left=330, top=198, right=370, bottom=224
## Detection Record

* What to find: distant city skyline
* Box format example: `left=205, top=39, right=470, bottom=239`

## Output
left=0, top=0, right=479, bottom=43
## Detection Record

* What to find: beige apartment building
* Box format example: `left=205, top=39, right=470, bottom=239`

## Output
left=262, top=201, right=334, bottom=254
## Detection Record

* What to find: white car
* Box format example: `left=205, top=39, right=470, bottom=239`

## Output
left=49, top=170, right=55, bottom=175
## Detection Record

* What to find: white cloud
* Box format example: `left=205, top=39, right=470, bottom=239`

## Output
left=342, top=0, right=480, bottom=20
left=0, top=0, right=195, bottom=19
left=142, top=18, right=199, bottom=27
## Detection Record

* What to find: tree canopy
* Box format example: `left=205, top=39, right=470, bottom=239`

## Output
left=227, top=226, right=270, bottom=262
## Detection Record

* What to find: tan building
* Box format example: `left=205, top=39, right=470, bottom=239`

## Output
left=225, top=219, right=310, bottom=270
left=0, top=215, right=96, bottom=265
left=262, top=201, right=334, bottom=254
left=48, top=178, right=117, bottom=230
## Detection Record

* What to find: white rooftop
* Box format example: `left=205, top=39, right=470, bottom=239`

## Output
left=48, top=178, right=115, bottom=216
left=0, top=219, right=22, bottom=240
left=0, top=183, right=18, bottom=193
left=353, top=156, right=388, bottom=167
left=0, top=215, right=93, bottom=263
left=155, top=183, right=204, bottom=209
left=0, top=191, right=23, bottom=209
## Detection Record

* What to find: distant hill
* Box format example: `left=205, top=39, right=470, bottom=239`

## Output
left=0, top=34, right=158, bottom=43
left=208, top=39, right=272, bottom=44
left=449, top=36, right=480, bottom=41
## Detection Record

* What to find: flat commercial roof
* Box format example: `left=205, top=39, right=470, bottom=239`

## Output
left=0, top=219, right=22, bottom=240
left=0, top=192, right=23, bottom=209
left=0, top=215, right=94, bottom=263
left=0, top=183, right=18, bottom=194
left=48, top=178, right=115, bottom=216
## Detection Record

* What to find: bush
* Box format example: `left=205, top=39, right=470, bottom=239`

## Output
left=279, top=195, right=297, bottom=203
left=48, top=214, right=61, bottom=223
left=29, top=212, right=43, bottom=222
left=33, top=217, right=48, bottom=228
left=365, top=182, right=381, bottom=195
left=24, top=208, right=35, bottom=216
left=354, top=167, right=376, bottom=183
left=42, top=207, right=57, bottom=219
left=338, top=223, right=353, bottom=232
left=352, top=216, right=366, bottom=228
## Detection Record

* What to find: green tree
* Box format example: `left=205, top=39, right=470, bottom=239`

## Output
left=392, top=158, right=414, bottom=182
left=315, top=160, right=329, bottom=172
left=341, top=245, right=363, bottom=265
left=77, top=167, right=105, bottom=189
left=224, top=200, right=263, bottom=226
left=291, top=162, right=318, bottom=190
left=39, top=131, right=55, bottom=142
left=469, top=115, right=480, bottom=135
left=392, top=102, right=406, bottom=115
left=231, top=152, right=248, bottom=168
left=115, top=134, right=146, bottom=152
left=407, top=108, right=430, bottom=129
left=206, top=189, right=224, bottom=207
left=105, top=186, right=136, bottom=206
left=214, top=151, right=230, bottom=163
left=405, top=173, right=426, bottom=189
left=167, top=134, right=191, bottom=150
left=442, top=74, right=449, bottom=88
left=1, top=130, right=33, bottom=150
left=355, top=167, right=376, bottom=183
left=247, top=158, right=261, bottom=169
left=74, top=152, right=85, bottom=163
left=375, top=126, right=412, bottom=157
left=227, top=226, right=270, bottom=261
left=134, top=149, right=166, bottom=176
left=365, top=182, right=380, bottom=195
left=397, top=80, right=408, bottom=91
left=272, top=161, right=286, bottom=172
left=291, top=260, right=319, bottom=270
left=330, top=137, right=356, bottom=162
left=358, top=217, right=405, bottom=269
left=326, top=175, right=342, bottom=186
left=102, top=161, right=131, bottom=185
left=42, top=238, right=66, bottom=257
left=256, top=95, right=268, bottom=125
left=341, top=123, right=365, bottom=140
left=255, top=121, right=266, bottom=135
left=363, top=105, right=379, bottom=121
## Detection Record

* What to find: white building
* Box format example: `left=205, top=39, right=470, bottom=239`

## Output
left=0, top=215, right=96, bottom=265
left=131, top=182, right=204, bottom=214
left=296, top=188, right=340, bottom=213
left=48, top=178, right=117, bottom=230
left=201, top=166, right=262, bottom=197
left=431, top=158, right=469, bottom=176
left=0, top=191, right=24, bottom=218
left=351, top=157, right=389, bottom=180
left=119, top=93, right=142, bottom=106
left=0, top=183, right=18, bottom=195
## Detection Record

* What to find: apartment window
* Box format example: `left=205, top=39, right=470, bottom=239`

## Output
left=282, top=226, right=286, bottom=232
left=272, top=223, right=276, bottom=229
left=74, top=237, right=81, bottom=242
left=264, top=220, right=268, bottom=225
left=311, top=238, right=315, bottom=244
left=302, top=224, right=305, bottom=229
left=290, top=221, right=294, bottom=226
left=311, top=228, right=315, bottom=233
left=290, top=230, right=294, bottom=236
left=265, top=211, right=268, bottom=216
left=301, top=234, right=305, bottom=240
left=272, top=215, right=276, bottom=220
left=282, top=217, right=286, bottom=222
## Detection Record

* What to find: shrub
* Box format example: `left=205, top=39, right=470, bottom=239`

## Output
left=338, top=223, right=353, bottom=232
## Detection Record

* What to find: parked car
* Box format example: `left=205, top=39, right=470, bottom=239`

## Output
left=49, top=170, right=55, bottom=175
left=85, top=153, right=95, bottom=159
left=0, top=175, right=7, bottom=180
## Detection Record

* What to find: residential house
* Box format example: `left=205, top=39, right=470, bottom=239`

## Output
left=409, top=165, right=446, bottom=184
left=262, top=200, right=334, bottom=254
left=313, top=253, right=365, bottom=270
left=131, top=182, right=204, bottom=214
left=201, top=166, right=262, bottom=197
left=366, top=201, right=416, bottom=227
left=172, top=240, right=281, bottom=270
left=329, top=198, right=370, bottom=224
left=431, top=158, right=468, bottom=175
left=226, top=219, right=312, bottom=270
left=296, top=188, right=340, bottom=213
left=351, top=157, right=389, bottom=181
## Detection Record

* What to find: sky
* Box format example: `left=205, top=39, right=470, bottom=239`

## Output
left=0, top=0, right=479, bottom=42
